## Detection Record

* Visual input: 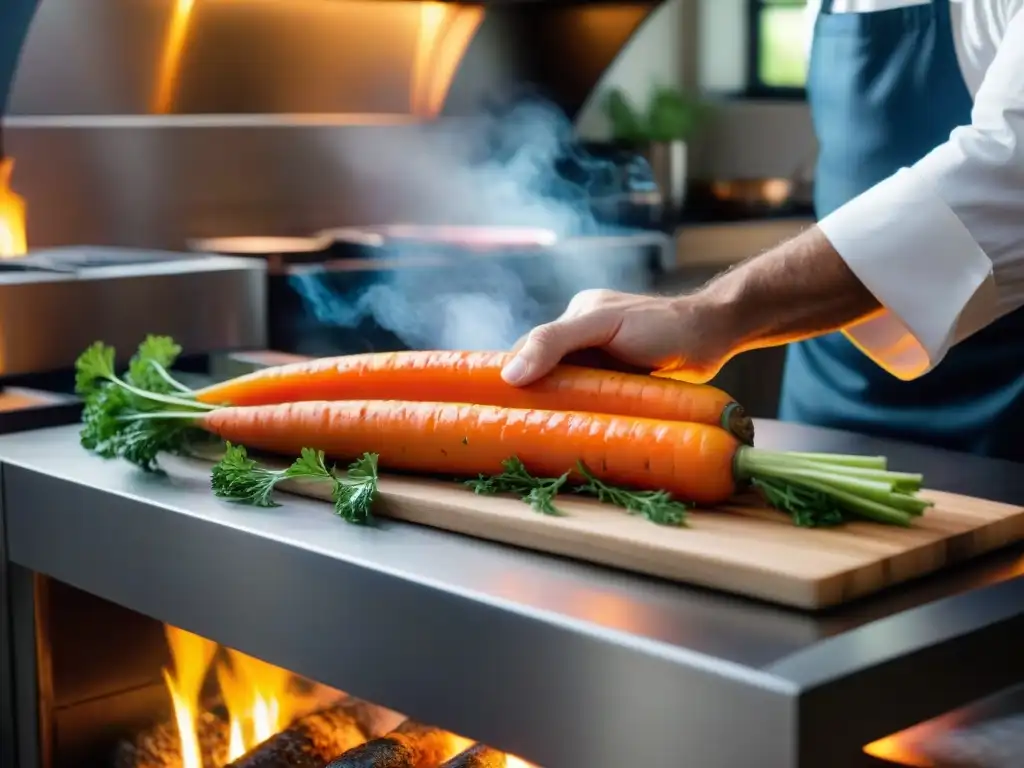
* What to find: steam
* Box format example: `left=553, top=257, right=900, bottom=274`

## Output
left=290, top=98, right=656, bottom=352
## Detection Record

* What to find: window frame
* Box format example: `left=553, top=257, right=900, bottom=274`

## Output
left=745, top=0, right=808, bottom=100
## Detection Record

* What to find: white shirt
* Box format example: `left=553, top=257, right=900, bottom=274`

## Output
left=802, top=0, right=1024, bottom=379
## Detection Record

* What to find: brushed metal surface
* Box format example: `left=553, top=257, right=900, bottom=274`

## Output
left=8, top=0, right=465, bottom=117
left=6, top=0, right=653, bottom=119
left=0, top=248, right=267, bottom=376
left=2, top=118, right=457, bottom=251
left=2, top=0, right=659, bottom=251
left=2, top=424, right=1024, bottom=766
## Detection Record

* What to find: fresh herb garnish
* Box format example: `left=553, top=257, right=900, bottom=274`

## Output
left=76, top=337, right=211, bottom=471
left=125, top=335, right=191, bottom=394
left=751, top=477, right=846, bottom=528
left=466, top=457, right=569, bottom=516
left=466, top=456, right=690, bottom=526
left=211, top=443, right=380, bottom=524
left=575, top=461, right=690, bottom=526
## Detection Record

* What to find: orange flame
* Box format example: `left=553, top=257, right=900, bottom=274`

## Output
left=862, top=736, right=934, bottom=766
left=163, top=626, right=219, bottom=768
left=162, top=626, right=301, bottom=766
left=0, top=158, right=27, bottom=258
left=216, top=648, right=298, bottom=762
left=161, top=629, right=538, bottom=767
left=411, top=3, right=484, bottom=117
left=506, top=755, right=538, bottom=768
left=153, top=0, right=197, bottom=114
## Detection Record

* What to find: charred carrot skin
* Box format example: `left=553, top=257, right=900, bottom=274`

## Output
left=194, top=351, right=754, bottom=445
left=199, top=400, right=740, bottom=505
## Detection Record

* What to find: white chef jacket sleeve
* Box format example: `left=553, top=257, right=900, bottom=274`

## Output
left=817, top=8, right=1024, bottom=381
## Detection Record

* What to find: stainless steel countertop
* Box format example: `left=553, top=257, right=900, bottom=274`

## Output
left=2, top=423, right=1023, bottom=767
left=0, top=423, right=1021, bottom=668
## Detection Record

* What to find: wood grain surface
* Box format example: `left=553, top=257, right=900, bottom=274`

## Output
left=176, top=454, right=1024, bottom=610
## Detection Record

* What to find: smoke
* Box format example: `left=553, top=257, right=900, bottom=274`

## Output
left=289, top=97, right=656, bottom=352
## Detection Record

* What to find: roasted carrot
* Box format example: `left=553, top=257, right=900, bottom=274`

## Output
left=192, top=351, right=754, bottom=445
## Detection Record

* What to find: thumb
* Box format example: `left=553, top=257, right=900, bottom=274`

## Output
left=502, top=313, right=617, bottom=386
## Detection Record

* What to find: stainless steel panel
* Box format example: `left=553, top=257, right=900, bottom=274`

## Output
left=2, top=0, right=660, bottom=251
left=0, top=467, right=14, bottom=768
left=8, top=0, right=477, bottom=117
left=0, top=249, right=266, bottom=376
left=2, top=118, right=492, bottom=250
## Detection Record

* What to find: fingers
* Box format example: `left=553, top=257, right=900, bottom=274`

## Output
left=510, top=333, right=530, bottom=354
left=502, top=313, right=619, bottom=386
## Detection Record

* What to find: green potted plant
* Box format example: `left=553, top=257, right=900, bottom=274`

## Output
left=603, top=85, right=710, bottom=213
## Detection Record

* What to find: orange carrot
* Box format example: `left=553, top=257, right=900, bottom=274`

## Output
left=193, top=351, right=754, bottom=444
left=198, top=400, right=741, bottom=504
left=78, top=338, right=932, bottom=528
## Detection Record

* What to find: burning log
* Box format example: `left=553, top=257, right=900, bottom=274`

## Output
left=324, top=719, right=461, bottom=768
left=224, top=698, right=381, bottom=768
left=439, top=744, right=506, bottom=768
left=113, top=709, right=231, bottom=768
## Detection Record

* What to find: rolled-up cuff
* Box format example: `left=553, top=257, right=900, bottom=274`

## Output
left=817, top=167, right=995, bottom=381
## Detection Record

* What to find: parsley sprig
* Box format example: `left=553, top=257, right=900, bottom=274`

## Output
left=466, top=458, right=569, bottom=516
left=76, top=337, right=382, bottom=522
left=751, top=477, right=845, bottom=528
left=575, top=462, right=690, bottom=526
left=211, top=444, right=380, bottom=524
left=467, top=457, right=691, bottom=526
left=76, top=336, right=212, bottom=471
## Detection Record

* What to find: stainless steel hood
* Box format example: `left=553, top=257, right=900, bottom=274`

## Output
left=1, top=0, right=662, bottom=251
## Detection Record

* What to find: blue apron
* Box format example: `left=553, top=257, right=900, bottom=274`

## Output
left=778, top=0, right=1024, bottom=462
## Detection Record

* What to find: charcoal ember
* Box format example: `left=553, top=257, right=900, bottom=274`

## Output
left=113, top=709, right=230, bottom=768
left=325, top=720, right=456, bottom=768
left=226, top=700, right=373, bottom=768
left=439, top=744, right=506, bottom=768
left=924, top=715, right=1024, bottom=768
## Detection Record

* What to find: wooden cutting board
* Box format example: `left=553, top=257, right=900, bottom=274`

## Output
left=176, top=455, right=1024, bottom=610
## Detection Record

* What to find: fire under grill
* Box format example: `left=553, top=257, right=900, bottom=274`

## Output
left=10, top=577, right=537, bottom=768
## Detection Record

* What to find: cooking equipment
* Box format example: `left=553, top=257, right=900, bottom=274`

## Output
left=3, top=0, right=668, bottom=251
left=4, top=422, right=1024, bottom=768
left=171, top=452, right=1023, bottom=611
left=710, top=177, right=795, bottom=208
left=0, top=246, right=265, bottom=378
left=701, top=152, right=817, bottom=219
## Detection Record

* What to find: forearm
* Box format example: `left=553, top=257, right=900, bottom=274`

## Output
left=696, top=226, right=882, bottom=353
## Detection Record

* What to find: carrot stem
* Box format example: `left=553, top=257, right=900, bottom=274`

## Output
left=735, top=447, right=929, bottom=526
left=745, top=453, right=923, bottom=491
left=762, top=451, right=889, bottom=470
left=147, top=360, right=195, bottom=395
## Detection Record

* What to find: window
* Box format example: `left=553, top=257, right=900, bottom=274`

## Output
left=747, top=0, right=808, bottom=97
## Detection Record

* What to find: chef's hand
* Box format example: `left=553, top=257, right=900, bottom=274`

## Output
left=501, top=227, right=882, bottom=388
left=500, top=289, right=735, bottom=386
